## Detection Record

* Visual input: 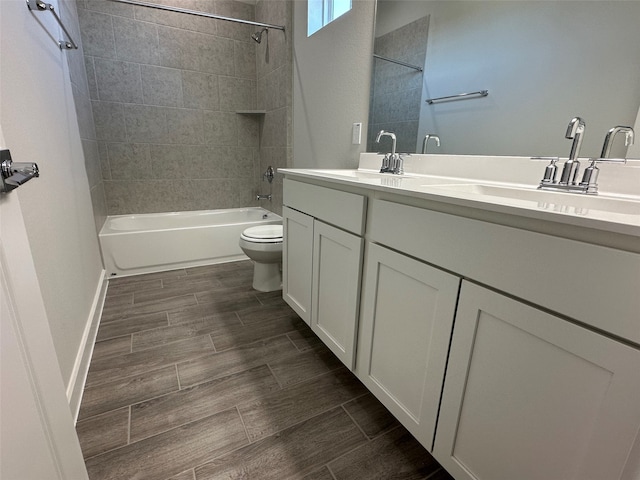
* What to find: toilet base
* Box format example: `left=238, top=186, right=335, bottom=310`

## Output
left=252, top=261, right=282, bottom=292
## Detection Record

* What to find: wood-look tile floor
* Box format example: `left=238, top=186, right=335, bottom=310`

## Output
left=77, top=260, right=454, bottom=480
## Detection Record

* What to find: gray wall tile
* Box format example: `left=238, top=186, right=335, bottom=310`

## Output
left=232, top=146, right=257, bottom=178
left=149, top=145, right=218, bottom=179
left=77, top=0, right=292, bottom=215
left=215, top=0, right=254, bottom=41
left=142, top=65, right=183, bottom=107
left=203, top=111, right=237, bottom=146
left=234, top=41, right=257, bottom=79
left=236, top=114, right=259, bottom=148
left=182, top=71, right=219, bottom=110
left=84, top=0, right=135, bottom=18
left=98, top=141, right=111, bottom=180
left=164, top=108, right=204, bottom=144
left=68, top=1, right=107, bottom=237
left=78, top=8, right=116, bottom=59
left=107, top=143, right=153, bottom=180
left=256, top=75, right=266, bottom=110
left=229, top=178, right=260, bottom=207
left=82, top=139, right=102, bottom=187
left=219, top=77, right=256, bottom=111
left=261, top=107, right=287, bottom=147
left=113, top=16, right=159, bottom=65
left=255, top=0, right=292, bottom=217
left=92, top=101, right=127, bottom=142
left=84, top=55, right=99, bottom=100
left=158, top=26, right=201, bottom=71
left=197, top=35, right=235, bottom=75
left=134, top=0, right=216, bottom=35
left=94, top=58, right=143, bottom=103
left=124, top=104, right=168, bottom=143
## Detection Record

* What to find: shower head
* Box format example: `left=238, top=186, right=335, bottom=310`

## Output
left=251, top=28, right=268, bottom=43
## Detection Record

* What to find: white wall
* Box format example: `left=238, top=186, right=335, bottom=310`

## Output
left=292, top=0, right=376, bottom=168
left=1, top=122, right=89, bottom=477
left=0, top=0, right=104, bottom=394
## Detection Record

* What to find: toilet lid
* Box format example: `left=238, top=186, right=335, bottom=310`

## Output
left=242, top=224, right=283, bottom=240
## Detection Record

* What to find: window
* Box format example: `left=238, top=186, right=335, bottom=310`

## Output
left=307, top=0, right=352, bottom=36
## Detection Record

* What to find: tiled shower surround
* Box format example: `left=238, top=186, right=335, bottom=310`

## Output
left=75, top=0, right=291, bottom=216
left=368, top=15, right=429, bottom=154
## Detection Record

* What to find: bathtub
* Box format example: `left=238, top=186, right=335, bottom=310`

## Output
left=99, top=207, right=281, bottom=277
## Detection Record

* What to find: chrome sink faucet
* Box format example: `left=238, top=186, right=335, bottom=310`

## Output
left=559, top=116, right=586, bottom=185
left=579, top=126, right=634, bottom=192
left=375, top=130, right=403, bottom=174
left=600, top=126, right=634, bottom=159
left=422, top=134, right=440, bottom=154
left=537, top=119, right=633, bottom=195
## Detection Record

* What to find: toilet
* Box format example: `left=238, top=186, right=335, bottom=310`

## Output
left=239, top=224, right=283, bottom=292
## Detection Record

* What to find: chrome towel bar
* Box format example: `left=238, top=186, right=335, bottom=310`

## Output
left=426, top=90, right=489, bottom=104
left=26, top=0, right=78, bottom=50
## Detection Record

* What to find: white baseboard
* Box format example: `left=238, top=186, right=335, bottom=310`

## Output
left=67, top=269, right=108, bottom=423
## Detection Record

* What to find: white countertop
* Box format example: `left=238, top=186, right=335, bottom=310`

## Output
left=279, top=154, right=640, bottom=239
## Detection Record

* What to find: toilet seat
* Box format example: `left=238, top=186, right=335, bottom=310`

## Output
left=241, top=224, right=283, bottom=243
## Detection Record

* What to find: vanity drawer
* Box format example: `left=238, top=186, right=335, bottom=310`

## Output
left=283, top=178, right=366, bottom=235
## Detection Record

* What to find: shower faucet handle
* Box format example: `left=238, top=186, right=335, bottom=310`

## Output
left=263, top=166, right=274, bottom=183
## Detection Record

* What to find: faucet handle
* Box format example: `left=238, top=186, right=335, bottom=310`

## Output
left=379, top=153, right=390, bottom=173
left=578, top=157, right=627, bottom=192
left=540, top=157, right=559, bottom=184
left=392, top=153, right=405, bottom=175
left=532, top=157, right=560, bottom=186
left=578, top=159, right=599, bottom=191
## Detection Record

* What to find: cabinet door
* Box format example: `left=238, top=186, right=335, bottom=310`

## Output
left=357, top=243, right=460, bottom=451
left=311, top=220, right=363, bottom=369
left=434, top=281, right=640, bottom=480
left=282, top=207, right=313, bottom=324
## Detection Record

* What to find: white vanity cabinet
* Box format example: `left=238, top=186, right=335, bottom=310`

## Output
left=357, top=243, right=460, bottom=451
left=282, top=179, right=367, bottom=369
left=311, top=221, right=363, bottom=368
left=280, top=171, right=640, bottom=480
left=282, top=206, right=314, bottom=323
left=369, top=197, right=640, bottom=479
left=434, top=281, right=640, bottom=480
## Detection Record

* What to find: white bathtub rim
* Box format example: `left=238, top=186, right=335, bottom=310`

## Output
left=100, top=207, right=281, bottom=236
left=99, top=207, right=281, bottom=277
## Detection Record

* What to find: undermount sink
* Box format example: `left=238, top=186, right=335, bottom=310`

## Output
left=307, top=169, right=363, bottom=177
left=308, top=169, right=415, bottom=179
left=425, top=184, right=640, bottom=215
left=304, top=169, right=463, bottom=185
left=305, top=169, right=422, bottom=185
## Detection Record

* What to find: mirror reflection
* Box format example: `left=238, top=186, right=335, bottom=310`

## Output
left=367, top=1, right=640, bottom=158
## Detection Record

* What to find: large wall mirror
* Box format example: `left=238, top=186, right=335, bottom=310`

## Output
left=367, top=1, right=640, bottom=159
